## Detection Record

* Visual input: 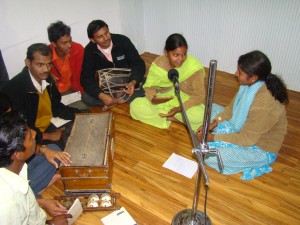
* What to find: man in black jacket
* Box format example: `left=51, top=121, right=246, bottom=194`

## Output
left=2, top=43, right=77, bottom=197
left=81, top=19, right=146, bottom=107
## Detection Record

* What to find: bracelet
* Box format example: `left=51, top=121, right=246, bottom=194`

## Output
left=46, top=220, right=54, bottom=225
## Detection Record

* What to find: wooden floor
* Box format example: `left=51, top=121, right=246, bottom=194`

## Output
left=42, top=52, right=300, bottom=225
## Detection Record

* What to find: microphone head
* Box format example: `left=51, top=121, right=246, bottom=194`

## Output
left=168, top=69, right=179, bottom=81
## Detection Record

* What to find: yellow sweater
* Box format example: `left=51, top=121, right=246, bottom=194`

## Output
left=35, top=89, right=52, bottom=132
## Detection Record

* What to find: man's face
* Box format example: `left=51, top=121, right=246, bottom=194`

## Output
left=22, top=128, right=36, bottom=160
left=90, top=26, right=111, bottom=49
left=25, top=52, right=52, bottom=84
left=53, top=35, right=72, bottom=56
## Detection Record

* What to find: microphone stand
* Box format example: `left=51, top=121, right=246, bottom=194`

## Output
left=172, top=60, right=223, bottom=225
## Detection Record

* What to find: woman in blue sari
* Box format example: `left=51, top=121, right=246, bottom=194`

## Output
left=197, top=50, right=289, bottom=180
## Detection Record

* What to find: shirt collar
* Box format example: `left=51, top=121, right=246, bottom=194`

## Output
left=52, top=47, right=71, bottom=62
left=28, top=69, right=49, bottom=93
left=97, top=41, right=113, bottom=55
left=0, top=164, right=29, bottom=194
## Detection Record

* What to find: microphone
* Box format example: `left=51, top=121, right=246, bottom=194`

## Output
left=168, top=69, right=179, bottom=87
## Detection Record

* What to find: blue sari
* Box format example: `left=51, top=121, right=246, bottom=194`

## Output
left=206, top=84, right=277, bottom=180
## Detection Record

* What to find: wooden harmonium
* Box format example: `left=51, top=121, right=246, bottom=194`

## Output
left=60, top=112, right=115, bottom=195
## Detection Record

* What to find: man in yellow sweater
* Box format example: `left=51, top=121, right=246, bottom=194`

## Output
left=2, top=43, right=79, bottom=197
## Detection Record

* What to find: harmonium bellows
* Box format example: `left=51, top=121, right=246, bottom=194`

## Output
left=59, top=112, right=115, bottom=194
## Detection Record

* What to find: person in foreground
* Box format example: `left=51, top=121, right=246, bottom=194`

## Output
left=2, top=43, right=77, bottom=196
left=80, top=19, right=146, bottom=108
left=130, top=33, right=206, bottom=131
left=0, top=111, right=72, bottom=224
left=197, top=50, right=288, bottom=180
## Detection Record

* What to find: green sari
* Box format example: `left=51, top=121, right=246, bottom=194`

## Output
left=130, top=55, right=205, bottom=131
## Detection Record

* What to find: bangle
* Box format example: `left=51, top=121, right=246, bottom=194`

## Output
left=46, top=220, right=54, bottom=225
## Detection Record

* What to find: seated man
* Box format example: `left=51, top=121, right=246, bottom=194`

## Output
left=80, top=19, right=146, bottom=108
left=2, top=43, right=77, bottom=196
left=0, top=111, right=71, bottom=224
left=47, top=20, right=88, bottom=111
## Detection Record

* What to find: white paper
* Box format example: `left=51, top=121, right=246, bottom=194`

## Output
left=67, top=198, right=83, bottom=225
left=101, top=207, right=137, bottom=225
left=51, top=117, right=71, bottom=128
left=61, top=91, right=82, bottom=105
left=163, top=153, right=198, bottom=178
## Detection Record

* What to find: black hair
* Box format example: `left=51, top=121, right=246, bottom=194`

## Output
left=238, top=50, right=289, bottom=105
left=47, top=20, right=71, bottom=43
left=87, top=20, right=109, bottom=38
left=26, top=43, right=52, bottom=61
left=0, top=92, right=12, bottom=115
left=0, top=111, right=27, bottom=167
left=164, top=33, right=188, bottom=52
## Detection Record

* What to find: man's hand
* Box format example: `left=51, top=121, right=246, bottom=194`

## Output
left=99, top=93, right=119, bottom=106
left=37, top=199, right=68, bottom=217
left=47, top=214, right=72, bottom=225
left=123, top=80, right=136, bottom=96
left=151, top=96, right=174, bottom=105
left=40, top=146, right=72, bottom=168
left=159, top=106, right=181, bottom=117
left=43, top=129, right=64, bottom=142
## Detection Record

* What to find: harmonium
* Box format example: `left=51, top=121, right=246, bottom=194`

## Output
left=58, top=112, right=120, bottom=211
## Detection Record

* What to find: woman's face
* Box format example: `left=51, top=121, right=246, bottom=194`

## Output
left=235, top=66, right=254, bottom=85
left=165, top=46, right=187, bottom=68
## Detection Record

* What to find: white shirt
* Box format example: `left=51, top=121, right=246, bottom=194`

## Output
left=0, top=164, right=46, bottom=225
left=29, top=69, right=49, bottom=93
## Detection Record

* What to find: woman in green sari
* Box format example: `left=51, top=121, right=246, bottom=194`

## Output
left=130, top=33, right=206, bottom=131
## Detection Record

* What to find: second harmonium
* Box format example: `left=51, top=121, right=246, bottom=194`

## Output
left=59, top=112, right=115, bottom=194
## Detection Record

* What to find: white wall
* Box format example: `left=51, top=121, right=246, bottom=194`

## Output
left=0, top=0, right=121, bottom=78
left=1, top=0, right=300, bottom=91
left=121, top=0, right=300, bottom=91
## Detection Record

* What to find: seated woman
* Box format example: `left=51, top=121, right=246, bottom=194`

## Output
left=130, top=33, right=206, bottom=131
left=197, top=50, right=288, bottom=180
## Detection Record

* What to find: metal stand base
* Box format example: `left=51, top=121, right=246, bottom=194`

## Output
left=172, top=209, right=212, bottom=225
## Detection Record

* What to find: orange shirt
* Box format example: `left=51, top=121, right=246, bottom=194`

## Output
left=52, top=50, right=72, bottom=93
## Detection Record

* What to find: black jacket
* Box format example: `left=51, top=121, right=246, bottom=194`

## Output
left=2, top=67, right=79, bottom=143
left=80, top=33, right=146, bottom=98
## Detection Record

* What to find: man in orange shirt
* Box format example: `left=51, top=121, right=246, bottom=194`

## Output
left=48, top=21, right=88, bottom=111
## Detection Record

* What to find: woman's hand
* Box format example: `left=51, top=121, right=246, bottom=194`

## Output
left=159, top=106, right=181, bottom=117
left=41, top=146, right=72, bottom=168
left=196, top=129, right=215, bottom=142
left=151, top=96, right=174, bottom=104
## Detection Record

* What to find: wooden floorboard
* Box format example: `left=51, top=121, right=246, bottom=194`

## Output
left=42, top=52, right=300, bottom=225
